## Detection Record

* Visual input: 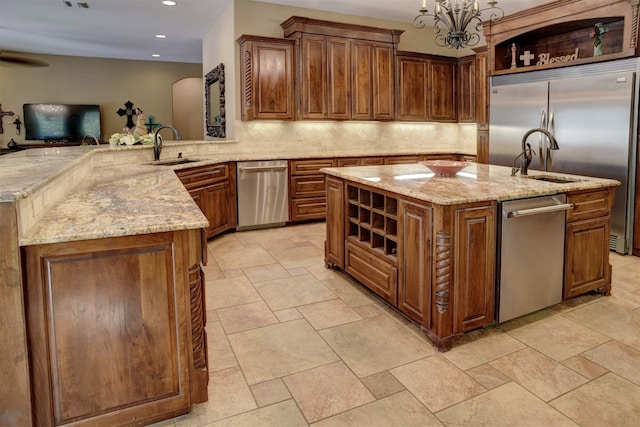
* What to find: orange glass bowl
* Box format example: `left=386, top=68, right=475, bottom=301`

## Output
left=419, top=160, right=469, bottom=177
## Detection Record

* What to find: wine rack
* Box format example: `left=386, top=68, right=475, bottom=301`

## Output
left=346, top=184, right=398, bottom=262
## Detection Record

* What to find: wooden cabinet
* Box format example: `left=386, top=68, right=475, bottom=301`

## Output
left=477, top=130, right=490, bottom=164
left=457, top=55, right=476, bottom=123
left=282, top=16, right=402, bottom=121
left=325, top=176, right=345, bottom=268
left=289, top=158, right=336, bottom=222
left=396, top=52, right=457, bottom=122
left=398, top=200, right=432, bottom=325
left=176, top=163, right=237, bottom=239
left=237, top=35, right=295, bottom=120
left=22, top=230, right=207, bottom=426
left=564, top=188, right=614, bottom=299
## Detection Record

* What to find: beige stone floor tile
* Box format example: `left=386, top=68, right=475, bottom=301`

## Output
left=250, top=379, right=292, bottom=407
left=217, top=301, right=279, bottom=334
left=202, top=261, right=225, bottom=280
left=465, top=364, right=512, bottom=390
left=223, top=268, right=245, bottom=278
left=257, top=237, right=300, bottom=252
left=287, top=267, right=309, bottom=276
left=255, top=275, right=337, bottom=311
left=506, top=315, right=609, bottom=361
left=284, top=361, right=375, bottom=423
left=228, top=319, right=339, bottom=385
left=207, top=234, right=244, bottom=252
left=360, top=371, right=405, bottom=399
left=147, top=419, right=175, bottom=427
left=298, top=299, right=362, bottom=330
left=563, top=300, right=640, bottom=350
left=582, top=340, right=640, bottom=386
left=206, top=309, right=219, bottom=322
left=207, top=276, right=263, bottom=310
left=561, top=355, right=609, bottom=380
left=489, top=348, right=588, bottom=401
left=609, top=253, right=639, bottom=268
left=550, top=373, right=640, bottom=427
left=242, top=263, right=291, bottom=283
left=213, top=246, right=277, bottom=271
left=305, top=264, right=343, bottom=281
left=203, top=400, right=308, bottom=427
left=322, top=276, right=376, bottom=308
left=273, top=307, right=303, bottom=322
left=495, top=309, right=555, bottom=333
left=436, top=381, right=578, bottom=427
left=270, top=245, right=325, bottom=269
left=546, top=293, right=603, bottom=314
left=320, top=315, right=434, bottom=378
left=442, top=327, right=526, bottom=370
left=312, top=390, right=442, bottom=427
left=608, top=286, right=640, bottom=310
left=233, top=227, right=289, bottom=245
left=206, top=321, right=238, bottom=372
left=352, top=303, right=385, bottom=319
left=612, top=263, right=640, bottom=292
left=390, top=356, right=486, bottom=412
left=176, top=366, right=257, bottom=426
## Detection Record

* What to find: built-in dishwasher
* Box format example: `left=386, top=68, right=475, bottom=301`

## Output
left=236, top=160, right=289, bottom=231
left=498, top=195, right=573, bottom=322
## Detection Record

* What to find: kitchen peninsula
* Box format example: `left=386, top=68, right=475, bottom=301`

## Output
left=322, top=162, right=620, bottom=351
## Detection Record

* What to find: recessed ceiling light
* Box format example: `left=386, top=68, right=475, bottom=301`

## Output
left=162, top=1, right=176, bottom=6
left=155, top=34, right=166, bottom=39
left=152, top=54, right=160, bottom=57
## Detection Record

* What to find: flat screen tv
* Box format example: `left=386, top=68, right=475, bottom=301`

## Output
left=23, top=104, right=101, bottom=142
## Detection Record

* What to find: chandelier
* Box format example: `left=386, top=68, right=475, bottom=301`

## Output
left=414, top=0, right=504, bottom=49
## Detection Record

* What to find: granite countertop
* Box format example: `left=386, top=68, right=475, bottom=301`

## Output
left=321, top=163, right=621, bottom=205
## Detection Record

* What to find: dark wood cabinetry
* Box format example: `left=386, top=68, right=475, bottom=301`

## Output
left=22, top=230, right=207, bottom=426
left=176, top=163, right=237, bottom=239
left=564, top=188, right=614, bottom=298
left=237, top=35, right=295, bottom=120
left=457, top=55, right=476, bottom=123
left=396, top=52, right=458, bottom=122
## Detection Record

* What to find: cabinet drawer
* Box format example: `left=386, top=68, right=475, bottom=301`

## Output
left=384, top=155, right=422, bottom=165
left=176, top=164, right=229, bottom=189
left=290, top=197, right=326, bottom=221
left=361, top=157, right=384, bottom=166
left=567, top=189, right=612, bottom=222
left=337, top=158, right=360, bottom=167
left=291, top=174, right=327, bottom=198
left=290, top=159, right=337, bottom=175
left=345, top=241, right=397, bottom=305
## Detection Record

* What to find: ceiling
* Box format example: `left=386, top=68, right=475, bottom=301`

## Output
left=0, top=0, right=550, bottom=64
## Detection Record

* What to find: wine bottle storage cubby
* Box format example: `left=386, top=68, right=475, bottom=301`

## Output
left=347, top=184, right=398, bottom=260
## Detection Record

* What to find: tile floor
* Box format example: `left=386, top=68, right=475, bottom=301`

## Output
left=154, top=222, right=640, bottom=427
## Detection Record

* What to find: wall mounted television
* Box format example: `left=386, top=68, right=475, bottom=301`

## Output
left=23, top=104, right=102, bottom=142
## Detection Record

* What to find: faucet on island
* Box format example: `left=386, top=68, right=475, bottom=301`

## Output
left=518, top=128, right=559, bottom=175
left=153, top=125, right=181, bottom=161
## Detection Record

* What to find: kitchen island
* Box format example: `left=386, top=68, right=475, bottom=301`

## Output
left=322, top=162, right=619, bottom=351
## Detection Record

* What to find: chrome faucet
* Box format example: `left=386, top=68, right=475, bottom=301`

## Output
left=153, top=125, right=181, bottom=161
left=520, top=128, right=559, bottom=175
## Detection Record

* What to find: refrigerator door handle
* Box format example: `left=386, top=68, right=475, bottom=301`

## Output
left=539, top=110, right=547, bottom=169
left=547, top=109, right=555, bottom=171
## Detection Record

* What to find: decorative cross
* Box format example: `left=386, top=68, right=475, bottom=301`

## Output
left=116, top=100, right=136, bottom=129
left=520, top=50, right=535, bottom=67
left=0, top=104, right=15, bottom=134
left=145, top=115, right=162, bottom=133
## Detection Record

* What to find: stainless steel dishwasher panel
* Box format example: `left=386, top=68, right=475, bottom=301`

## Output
left=236, top=160, right=289, bottom=231
left=498, top=195, right=572, bottom=322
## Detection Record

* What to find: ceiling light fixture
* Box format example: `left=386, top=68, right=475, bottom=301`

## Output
left=162, top=1, right=177, bottom=6
left=414, top=0, right=503, bottom=49
left=63, top=1, right=72, bottom=7
left=155, top=34, right=167, bottom=38
left=152, top=54, right=160, bottom=57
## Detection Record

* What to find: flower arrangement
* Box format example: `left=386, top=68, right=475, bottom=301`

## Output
left=109, top=132, right=155, bottom=146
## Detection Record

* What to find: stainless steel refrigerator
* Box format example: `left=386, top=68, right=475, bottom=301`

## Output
left=489, top=59, right=638, bottom=254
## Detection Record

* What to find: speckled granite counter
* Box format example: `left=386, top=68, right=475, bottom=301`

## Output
left=321, top=162, right=620, bottom=205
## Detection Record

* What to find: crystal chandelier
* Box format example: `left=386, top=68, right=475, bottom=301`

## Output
left=414, top=0, right=504, bottom=49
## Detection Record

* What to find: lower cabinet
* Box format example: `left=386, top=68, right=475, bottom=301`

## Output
left=564, top=188, right=614, bottom=299
left=177, top=163, right=237, bottom=239
left=21, top=229, right=208, bottom=426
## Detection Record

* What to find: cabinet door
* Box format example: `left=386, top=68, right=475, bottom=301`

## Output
left=327, top=37, right=351, bottom=119
left=475, top=49, right=489, bottom=130
left=397, top=56, right=428, bottom=121
left=325, top=177, right=345, bottom=268
left=453, top=204, right=496, bottom=332
left=301, top=34, right=327, bottom=119
left=399, top=200, right=432, bottom=325
left=429, top=59, right=457, bottom=122
left=564, top=216, right=611, bottom=299
left=352, top=40, right=373, bottom=120
left=202, top=182, right=236, bottom=238
left=477, top=130, right=489, bottom=164
left=372, top=43, right=395, bottom=120
left=457, top=56, right=476, bottom=123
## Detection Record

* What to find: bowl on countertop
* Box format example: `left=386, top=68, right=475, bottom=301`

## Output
left=419, top=160, right=469, bottom=177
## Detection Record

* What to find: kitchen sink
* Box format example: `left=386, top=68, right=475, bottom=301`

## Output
left=147, top=158, right=201, bottom=166
left=524, top=175, right=582, bottom=184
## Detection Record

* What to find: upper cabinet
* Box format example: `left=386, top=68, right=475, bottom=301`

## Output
left=237, top=35, right=295, bottom=120
left=281, top=16, right=402, bottom=121
left=483, top=0, right=640, bottom=75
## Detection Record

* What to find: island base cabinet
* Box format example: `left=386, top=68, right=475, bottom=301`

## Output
left=22, top=230, right=207, bottom=426
left=345, top=242, right=398, bottom=305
